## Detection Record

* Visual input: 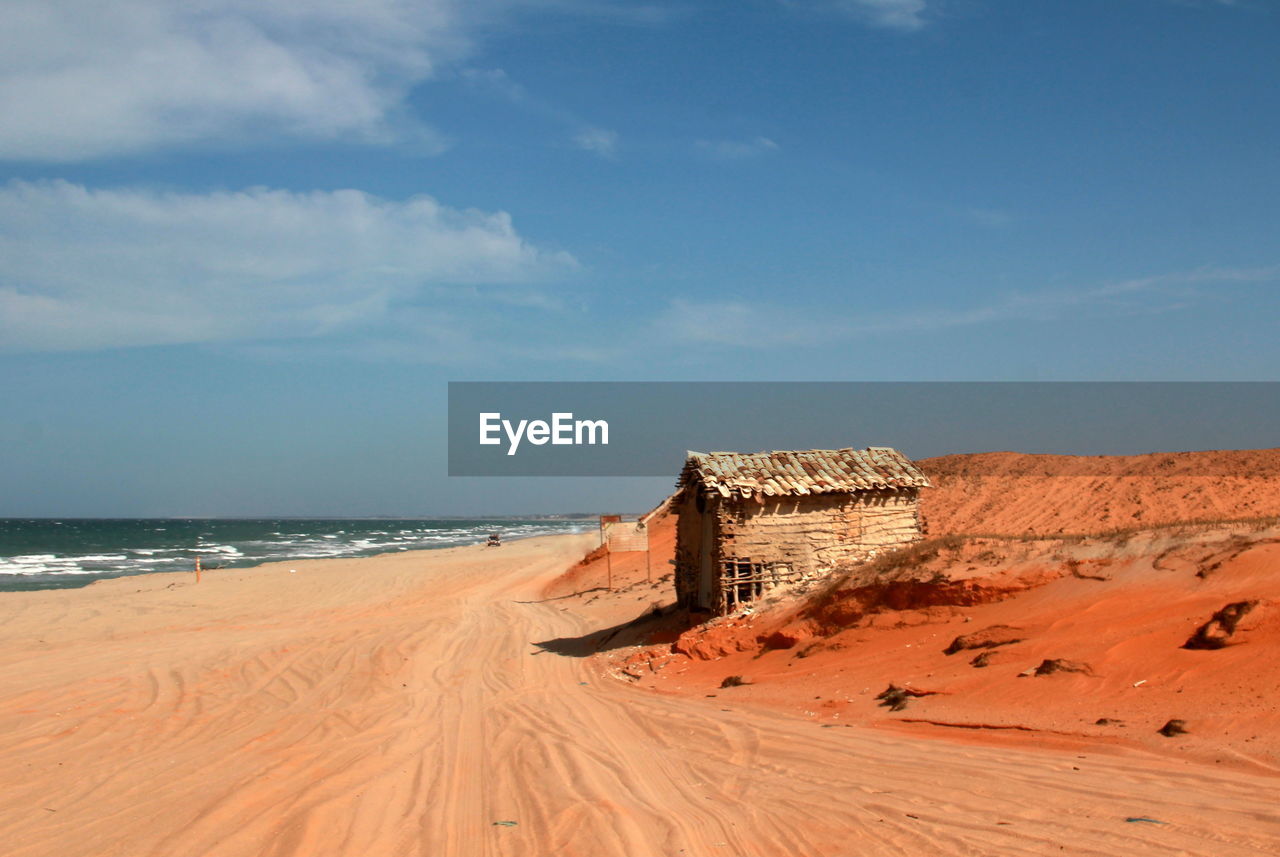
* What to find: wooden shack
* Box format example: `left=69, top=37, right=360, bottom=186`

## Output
left=673, top=447, right=930, bottom=614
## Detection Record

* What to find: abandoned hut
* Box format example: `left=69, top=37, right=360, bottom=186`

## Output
left=673, top=447, right=931, bottom=614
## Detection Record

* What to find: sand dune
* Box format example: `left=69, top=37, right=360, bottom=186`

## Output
left=919, top=449, right=1280, bottom=536
left=2, top=529, right=1278, bottom=856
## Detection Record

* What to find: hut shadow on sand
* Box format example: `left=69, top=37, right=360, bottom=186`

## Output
left=533, top=603, right=694, bottom=658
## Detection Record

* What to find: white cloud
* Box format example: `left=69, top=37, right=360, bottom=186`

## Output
left=0, top=0, right=471, bottom=161
left=0, top=180, right=575, bottom=351
left=822, top=1, right=929, bottom=31
left=573, top=127, right=619, bottom=157
left=695, top=136, right=780, bottom=160
left=655, top=265, right=1280, bottom=348
left=0, top=2, right=656, bottom=162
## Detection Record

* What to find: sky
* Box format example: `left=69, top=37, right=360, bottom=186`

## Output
left=1, top=0, right=1277, bottom=516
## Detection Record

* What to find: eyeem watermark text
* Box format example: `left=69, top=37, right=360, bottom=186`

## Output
left=479, top=412, right=609, bottom=456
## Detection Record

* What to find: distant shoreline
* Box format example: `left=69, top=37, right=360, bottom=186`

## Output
left=0, top=514, right=607, bottom=522
left=0, top=518, right=593, bottom=594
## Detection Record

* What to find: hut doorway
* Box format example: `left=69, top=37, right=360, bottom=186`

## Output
left=696, top=509, right=715, bottom=607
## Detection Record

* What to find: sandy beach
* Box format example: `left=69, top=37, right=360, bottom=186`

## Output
left=5, top=1, right=1277, bottom=853
left=2, top=523, right=1278, bottom=857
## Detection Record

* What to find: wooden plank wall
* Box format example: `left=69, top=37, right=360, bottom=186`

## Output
left=718, top=489, right=922, bottom=580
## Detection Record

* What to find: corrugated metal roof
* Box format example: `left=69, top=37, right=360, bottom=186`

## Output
left=678, top=447, right=930, bottom=498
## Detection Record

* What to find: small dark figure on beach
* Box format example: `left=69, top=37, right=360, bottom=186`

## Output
left=486, top=533, right=502, bottom=547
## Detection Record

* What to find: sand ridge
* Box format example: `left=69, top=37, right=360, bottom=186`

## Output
left=919, top=449, right=1280, bottom=536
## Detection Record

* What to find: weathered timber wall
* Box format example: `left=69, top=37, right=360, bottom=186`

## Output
left=675, top=487, right=924, bottom=612
left=673, top=489, right=717, bottom=608
left=718, top=488, right=922, bottom=578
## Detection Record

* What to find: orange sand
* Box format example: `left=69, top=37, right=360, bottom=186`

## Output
left=614, top=527, right=1280, bottom=770
left=920, top=448, right=1280, bottom=535
left=561, top=450, right=1280, bottom=854
left=4, top=449, right=1280, bottom=856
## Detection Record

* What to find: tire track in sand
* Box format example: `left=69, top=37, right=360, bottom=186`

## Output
left=0, top=535, right=1276, bottom=856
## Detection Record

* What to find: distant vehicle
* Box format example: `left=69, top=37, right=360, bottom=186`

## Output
left=486, top=532, right=502, bottom=547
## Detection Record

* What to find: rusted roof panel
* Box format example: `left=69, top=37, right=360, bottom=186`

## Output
left=678, top=447, right=930, bottom=496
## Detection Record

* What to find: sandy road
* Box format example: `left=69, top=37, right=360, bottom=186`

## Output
left=0, top=534, right=1276, bottom=856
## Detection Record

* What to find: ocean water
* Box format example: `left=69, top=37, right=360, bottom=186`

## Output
left=0, top=518, right=591, bottom=592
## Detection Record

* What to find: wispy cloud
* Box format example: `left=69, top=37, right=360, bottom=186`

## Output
left=459, top=66, right=529, bottom=101
left=695, top=136, right=780, bottom=160
left=1156, top=0, right=1270, bottom=14
left=0, top=180, right=576, bottom=352
left=463, top=66, right=619, bottom=158
left=654, top=265, right=1280, bottom=347
left=961, top=207, right=1016, bottom=228
left=573, top=128, right=619, bottom=158
left=806, top=1, right=930, bottom=31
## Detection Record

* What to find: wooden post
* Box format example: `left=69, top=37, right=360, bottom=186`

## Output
left=599, top=514, right=622, bottom=592
left=645, top=547, right=651, bottom=583
left=195, top=555, right=202, bottom=584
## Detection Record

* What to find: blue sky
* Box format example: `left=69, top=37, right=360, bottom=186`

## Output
left=1, top=0, right=1277, bottom=516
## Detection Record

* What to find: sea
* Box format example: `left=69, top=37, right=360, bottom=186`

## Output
left=0, top=518, right=592, bottom=592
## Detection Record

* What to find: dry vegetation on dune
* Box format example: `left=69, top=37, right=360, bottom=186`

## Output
left=919, top=448, right=1280, bottom=536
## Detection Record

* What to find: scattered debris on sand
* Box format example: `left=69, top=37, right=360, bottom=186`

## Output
left=1183, top=600, right=1259, bottom=650
left=720, top=675, right=751, bottom=688
left=1031, top=659, right=1094, bottom=677
left=1158, top=719, right=1189, bottom=737
left=757, top=630, right=805, bottom=651
left=1067, top=559, right=1111, bottom=581
left=876, top=684, right=938, bottom=712
left=944, top=624, right=1024, bottom=655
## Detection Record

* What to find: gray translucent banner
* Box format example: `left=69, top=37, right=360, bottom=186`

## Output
left=447, top=382, right=1280, bottom=477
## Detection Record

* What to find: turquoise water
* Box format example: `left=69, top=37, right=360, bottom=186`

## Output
left=0, top=518, right=590, bottom=592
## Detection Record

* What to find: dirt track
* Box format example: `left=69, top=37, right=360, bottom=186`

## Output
left=1, top=534, right=1276, bottom=856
